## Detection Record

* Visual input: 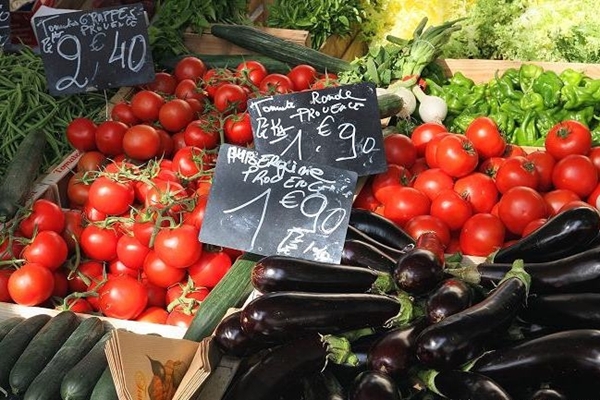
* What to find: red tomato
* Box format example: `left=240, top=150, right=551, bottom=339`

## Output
left=0, top=269, right=14, bottom=302
left=224, top=112, right=253, bottom=146
left=430, top=189, right=473, bottom=231
left=202, top=68, right=235, bottom=99
left=130, top=90, right=165, bottom=122
left=143, top=250, right=187, bottom=288
left=259, top=73, right=294, bottom=94
left=67, top=260, right=104, bottom=293
left=61, top=209, right=84, bottom=254
left=494, top=156, right=540, bottom=194
left=51, top=269, right=69, bottom=299
left=98, top=275, right=148, bottom=320
left=77, top=151, right=106, bottom=172
left=213, top=83, right=248, bottom=114
left=80, top=225, right=119, bottom=261
left=478, top=156, right=505, bottom=178
left=182, top=195, right=209, bottom=231
left=453, top=172, right=499, bottom=214
left=371, top=164, right=412, bottom=204
left=188, top=250, right=232, bottom=288
left=459, top=213, right=505, bottom=257
left=411, top=168, right=454, bottom=201
left=166, top=308, right=195, bottom=328
left=60, top=298, right=94, bottom=313
left=526, top=150, right=556, bottom=192
left=175, top=78, right=205, bottom=101
left=403, top=215, right=451, bottom=247
left=19, top=199, right=65, bottom=238
left=8, top=263, right=55, bottom=306
left=424, top=132, right=452, bottom=168
left=143, top=280, right=167, bottom=308
left=146, top=71, right=177, bottom=95
left=587, top=183, right=600, bottom=209
left=154, top=225, right=202, bottom=269
left=159, top=99, right=195, bottom=132
left=135, top=306, right=169, bottom=324
left=66, top=117, right=97, bottom=151
left=144, top=180, right=187, bottom=214
left=110, top=102, right=140, bottom=126
left=464, top=116, right=506, bottom=159
left=552, top=154, right=599, bottom=198
left=236, top=60, right=268, bottom=87
left=410, top=122, right=447, bottom=157
left=116, top=234, right=150, bottom=271
left=184, top=118, right=220, bottom=149
left=543, top=189, right=581, bottom=216
left=521, top=218, right=547, bottom=237
left=410, top=157, right=429, bottom=176
left=435, top=134, right=478, bottom=178
left=122, top=124, right=161, bottom=161
left=172, top=146, right=207, bottom=179
left=502, top=144, right=527, bottom=158
left=353, top=179, right=381, bottom=212
left=545, top=120, right=592, bottom=159
left=588, top=147, right=600, bottom=176
left=384, top=133, right=417, bottom=168
left=165, top=283, right=210, bottom=305
left=157, top=128, right=174, bottom=159
left=88, top=176, right=135, bottom=216
left=108, top=259, right=139, bottom=278
left=94, top=120, right=128, bottom=156
left=287, top=64, right=318, bottom=91
left=497, top=186, right=548, bottom=236
left=22, top=231, right=68, bottom=271
left=174, top=56, right=206, bottom=82
left=67, top=172, right=90, bottom=208
left=382, top=187, right=431, bottom=227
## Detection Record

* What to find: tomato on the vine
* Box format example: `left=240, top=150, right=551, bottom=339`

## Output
left=67, top=260, right=104, bottom=293
left=259, top=73, right=294, bottom=94
left=172, top=146, right=210, bottom=179
left=158, top=99, right=195, bottom=133
left=19, top=199, right=65, bottom=238
left=287, top=64, right=318, bottom=91
left=122, top=124, right=161, bottom=161
left=0, top=269, right=13, bottom=303
left=545, top=120, right=592, bottom=159
left=236, top=60, right=268, bottom=88
left=154, top=225, right=203, bottom=269
left=22, top=231, right=68, bottom=271
left=184, top=118, right=220, bottom=149
left=116, top=234, right=150, bottom=271
left=99, top=275, right=148, bottom=320
left=88, top=176, right=135, bottom=216
left=80, top=225, right=120, bottom=261
left=66, top=117, right=97, bottom=151
left=136, top=307, right=169, bottom=324
left=8, top=263, right=55, bottom=306
left=174, top=56, right=206, bottom=82
left=213, top=83, right=248, bottom=114
left=224, top=112, right=253, bottom=146
left=188, top=250, right=232, bottom=289
left=166, top=308, right=195, bottom=328
left=143, top=250, right=187, bottom=288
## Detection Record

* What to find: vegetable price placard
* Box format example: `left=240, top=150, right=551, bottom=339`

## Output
left=32, top=3, right=154, bottom=96
left=248, top=82, right=387, bottom=176
left=200, top=144, right=358, bottom=263
left=0, top=0, right=9, bottom=49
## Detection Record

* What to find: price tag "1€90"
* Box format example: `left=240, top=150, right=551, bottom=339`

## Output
left=33, top=3, right=154, bottom=96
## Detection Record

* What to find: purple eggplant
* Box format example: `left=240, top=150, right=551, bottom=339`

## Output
left=471, top=329, right=600, bottom=399
left=529, top=388, right=568, bottom=400
left=213, top=311, right=274, bottom=357
left=422, top=369, right=513, bottom=400
left=346, top=225, right=406, bottom=261
left=415, top=261, right=530, bottom=370
left=302, top=370, right=345, bottom=400
left=519, top=293, right=600, bottom=329
left=348, top=370, right=401, bottom=400
left=342, top=239, right=397, bottom=273
left=425, top=278, right=475, bottom=324
left=349, top=208, right=415, bottom=250
left=250, top=255, right=395, bottom=294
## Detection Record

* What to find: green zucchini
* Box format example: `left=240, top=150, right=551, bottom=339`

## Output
left=0, top=317, right=24, bottom=342
left=184, top=253, right=262, bottom=341
left=210, top=24, right=353, bottom=74
left=60, top=330, right=112, bottom=400
left=162, top=54, right=292, bottom=75
left=377, top=93, right=404, bottom=119
left=24, top=317, right=106, bottom=400
left=89, top=367, right=118, bottom=400
left=0, top=314, right=51, bottom=390
left=0, top=130, right=46, bottom=222
left=9, top=311, right=80, bottom=395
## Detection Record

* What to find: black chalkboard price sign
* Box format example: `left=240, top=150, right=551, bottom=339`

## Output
left=248, top=82, right=387, bottom=177
left=0, top=0, right=9, bottom=49
left=32, top=3, right=154, bottom=96
left=200, top=144, right=358, bottom=263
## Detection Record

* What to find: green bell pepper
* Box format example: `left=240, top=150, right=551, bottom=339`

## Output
left=560, top=85, right=597, bottom=109
left=514, top=110, right=539, bottom=146
left=532, top=71, right=564, bottom=108
left=520, top=92, right=545, bottom=111
left=449, top=72, right=475, bottom=89
left=518, top=64, right=543, bottom=92
left=496, top=74, right=523, bottom=102
left=559, top=68, right=585, bottom=87
left=556, top=106, right=595, bottom=127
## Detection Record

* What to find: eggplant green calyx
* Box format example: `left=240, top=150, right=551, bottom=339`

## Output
left=500, top=259, right=531, bottom=294
left=321, top=334, right=359, bottom=367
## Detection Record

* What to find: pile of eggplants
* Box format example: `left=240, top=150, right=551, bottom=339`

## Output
left=212, top=206, right=600, bottom=400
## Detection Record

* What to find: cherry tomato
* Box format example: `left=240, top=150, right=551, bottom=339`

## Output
left=411, top=168, right=454, bottom=201
left=66, top=117, right=97, bottom=151
left=465, top=116, right=506, bottom=159
left=459, top=213, right=505, bottom=257
left=224, top=112, right=253, bottom=146
left=453, top=172, right=499, bottom=214
left=98, top=275, right=148, bottom=320
left=494, top=156, right=540, bottom=194
left=110, top=102, right=140, bottom=126
left=287, top=64, right=318, bottom=91
left=154, top=225, right=203, bottom=269
left=8, top=263, right=55, bottom=306
left=88, top=176, right=135, bottom=216
left=384, top=133, right=417, bottom=168
left=497, top=186, right=548, bottom=236
left=430, top=189, right=473, bottom=231
left=552, top=154, right=599, bottom=198
left=259, top=73, right=294, bottom=94
left=188, top=250, right=232, bottom=288
left=236, top=60, right=268, bottom=87
left=19, top=199, right=65, bottom=238
left=382, top=186, right=431, bottom=227
left=159, top=99, right=195, bottom=133
left=545, top=120, right=592, bottom=159
left=174, top=56, right=206, bottom=82
left=410, top=122, right=447, bottom=157
left=435, top=134, right=479, bottom=178
left=22, top=231, right=68, bottom=271
left=94, top=120, right=128, bottom=156
left=143, top=250, right=187, bottom=288
left=80, top=225, right=119, bottom=261
left=122, top=124, right=161, bottom=161
left=130, top=90, right=165, bottom=122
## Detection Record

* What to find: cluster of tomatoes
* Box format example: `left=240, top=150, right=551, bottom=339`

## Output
left=356, top=117, right=600, bottom=257
left=0, top=56, right=337, bottom=327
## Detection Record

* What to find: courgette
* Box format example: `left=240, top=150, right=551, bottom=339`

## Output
left=89, top=367, right=118, bottom=400
left=0, top=317, right=24, bottom=342
left=24, top=316, right=106, bottom=400
left=210, top=24, right=353, bottom=74
left=60, top=330, right=112, bottom=400
left=0, top=130, right=46, bottom=222
left=0, top=314, right=51, bottom=390
left=9, top=311, right=80, bottom=395
left=184, top=253, right=262, bottom=341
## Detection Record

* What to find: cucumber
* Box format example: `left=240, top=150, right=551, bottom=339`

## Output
left=377, top=93, right=404, bottom=119
left=0, top=130, right=46, bottom=222
left=0, top=314, right=51, bottom=390
left=89, top=367, right=118, bottom=400
left=60, top=330, right=112, bottom=400
left=0, top=317, right=24, bottom=342
left=24, top=317, right=106, bottom=400
left=210, top=24, right=353, bottom=74
left=9, top=311, right=80, bottom=395
left=161, top=54, right=292, bottom=75
left=184, top=253, right=262, bottom=341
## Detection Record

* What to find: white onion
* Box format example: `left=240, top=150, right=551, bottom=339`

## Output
left=386, top=83, right=417, bottom=118
left=412, top=85, right=448, bottom=124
